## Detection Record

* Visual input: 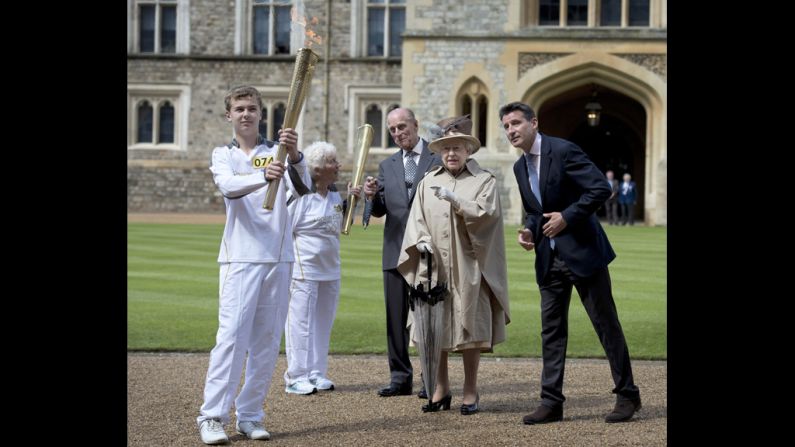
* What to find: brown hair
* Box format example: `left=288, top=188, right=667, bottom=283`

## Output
left=224, top=85, right=264, bottom=112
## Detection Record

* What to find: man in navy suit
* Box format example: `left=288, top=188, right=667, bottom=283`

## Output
left=363, top=108, right=442, bottom=398
left=499, top=102, right=641, bottom=424
left=618, top=173, right=637, bottom=225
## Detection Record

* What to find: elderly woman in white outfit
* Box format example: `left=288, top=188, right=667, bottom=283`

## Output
left=284, top=141, right=362, bottom=395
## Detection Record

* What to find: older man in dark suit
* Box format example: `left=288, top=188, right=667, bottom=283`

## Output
left=363, top=108, right=442, bottom=398
left=499, top=102, right=641, bottom=424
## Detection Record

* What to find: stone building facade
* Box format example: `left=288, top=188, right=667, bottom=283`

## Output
left=128, top=0, right=667, bottom=225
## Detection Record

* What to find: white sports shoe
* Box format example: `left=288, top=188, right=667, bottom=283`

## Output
left=285, top=379, right=317, bottom=395
left=199, top=418, right=229, bottom=445
left=310, top=376, right=335, bottom=391
left=236, top=420, right=271, bottom=440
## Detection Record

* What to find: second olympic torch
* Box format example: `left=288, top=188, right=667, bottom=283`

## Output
left=341, top=124, right=374, bottom=235
left=263, top=47, right=320, bottom=210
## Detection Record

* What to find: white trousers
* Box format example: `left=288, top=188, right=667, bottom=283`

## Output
left=197, top=262, right=290, bottom=425
left=284, top=278, right=340, bottom=383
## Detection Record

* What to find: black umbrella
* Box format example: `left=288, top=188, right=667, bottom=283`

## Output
left=409, top=248, right=448, bottom=410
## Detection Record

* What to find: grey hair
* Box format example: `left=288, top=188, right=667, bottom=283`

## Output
left=303, top=141, right=338, bottom=172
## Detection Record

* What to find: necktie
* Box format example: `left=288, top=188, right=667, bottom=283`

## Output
left=526, top=153, right=541, bottom=205
left=405, top=152, right=417, bottom=197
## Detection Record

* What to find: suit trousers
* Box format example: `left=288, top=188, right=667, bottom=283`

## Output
left=383, top=268, right=413, bottom=385
left=620, top=203, right=635, bottom=225
left=538, top=252, right=639, bottom=409
left=605, top=200, right=619, bottom=225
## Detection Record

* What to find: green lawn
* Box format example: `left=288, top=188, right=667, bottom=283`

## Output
left=128, top=223, right=666, bottom=359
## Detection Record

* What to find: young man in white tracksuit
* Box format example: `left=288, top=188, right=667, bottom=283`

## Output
left=196, top=85, right=311, bottom=445
left=283, top=141, right=361, bottom=395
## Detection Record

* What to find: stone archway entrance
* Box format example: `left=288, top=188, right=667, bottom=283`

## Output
left=537, top=84, right=646, bottom=223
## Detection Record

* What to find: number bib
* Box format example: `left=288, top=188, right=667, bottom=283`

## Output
left=252, top=156, right=274, bottom=170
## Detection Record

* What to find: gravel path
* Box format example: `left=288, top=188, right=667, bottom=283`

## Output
left=128, top=353, right=666, bottom=446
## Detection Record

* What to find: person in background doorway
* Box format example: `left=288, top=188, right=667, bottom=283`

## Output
left=605, top=170, right=619, bottom=225
left=618, top=173, right=637, bottom=225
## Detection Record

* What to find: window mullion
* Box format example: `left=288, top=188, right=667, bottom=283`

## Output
left=246, top=2, right=252, bottom=54
left=153, top=101, right=160, bottom=144
left=269, top=5, right=275, bottom=55
left=268, top=103, right=274, bottom=140
left=384, top=5, right=390, bottom=57
left=173, top=101, right=178, bottom=144
left=359, top=1, right=365, bottom=57
left=132, top=101, right=139, bottom=144
left=263, top=103, right=269, bottom=140
left=621, top=0, right=628, bottom=27
left=154, top=4, right=161, bottom=53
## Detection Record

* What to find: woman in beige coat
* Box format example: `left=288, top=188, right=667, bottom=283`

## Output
left=397, top=115, right=509, bottom=415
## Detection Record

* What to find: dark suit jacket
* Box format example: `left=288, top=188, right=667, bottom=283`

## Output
left=618, top=181, right=637, bottom=204
left=370, top=139, right=442, bottom=270
left=606, top=178, right=619, bottom=204
left=513, top=134, right=616, bottom=284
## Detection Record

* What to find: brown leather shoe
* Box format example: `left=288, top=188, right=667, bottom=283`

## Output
left=605, top=397, right=641, bottom=423
left=522, top=405, right=563, bottom=424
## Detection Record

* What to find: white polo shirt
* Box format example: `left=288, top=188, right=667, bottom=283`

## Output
left=288, top=190, right=344, bottom=281
left=209, top=142, right=309, bottom=263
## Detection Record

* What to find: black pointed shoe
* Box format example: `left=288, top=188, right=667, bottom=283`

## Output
left=378, top=382, right=412, bottom=397
left=522, top=405, right=563, bottom=424
left=605, top=397, right=641, bottom=423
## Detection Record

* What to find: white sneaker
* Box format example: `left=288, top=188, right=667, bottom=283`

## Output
left=310, top=376, right=335, bottom=391
left=285, top=379, right=317, bottom=395
left=236, top=420, right=271, bottom=440
left=199, top=418, right=229, bottom=445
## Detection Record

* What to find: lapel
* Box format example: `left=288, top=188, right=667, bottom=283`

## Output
left=538, top=134, right=553, bottom=207
left=388, top=150, right=408, bottom=203
left=415, top=140, right=432, bottom=181
left=517, top=153, right=541, bottom=211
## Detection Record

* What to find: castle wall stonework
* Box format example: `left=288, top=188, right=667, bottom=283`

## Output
left=128, top=0, right=666, bottom=224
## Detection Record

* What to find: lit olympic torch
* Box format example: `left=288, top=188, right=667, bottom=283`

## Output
left=262, top=47, right=319, bottom=210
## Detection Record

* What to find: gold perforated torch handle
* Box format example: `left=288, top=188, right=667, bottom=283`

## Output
left=263, top=48, right=319, bottom=210
left=341, top=124, right=374, bottom=235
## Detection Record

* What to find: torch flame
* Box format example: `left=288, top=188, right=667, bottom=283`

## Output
left=291, top=7, right=323, bottom=48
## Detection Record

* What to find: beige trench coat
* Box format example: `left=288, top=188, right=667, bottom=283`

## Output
left=397, top=159, right=510, bottom=352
